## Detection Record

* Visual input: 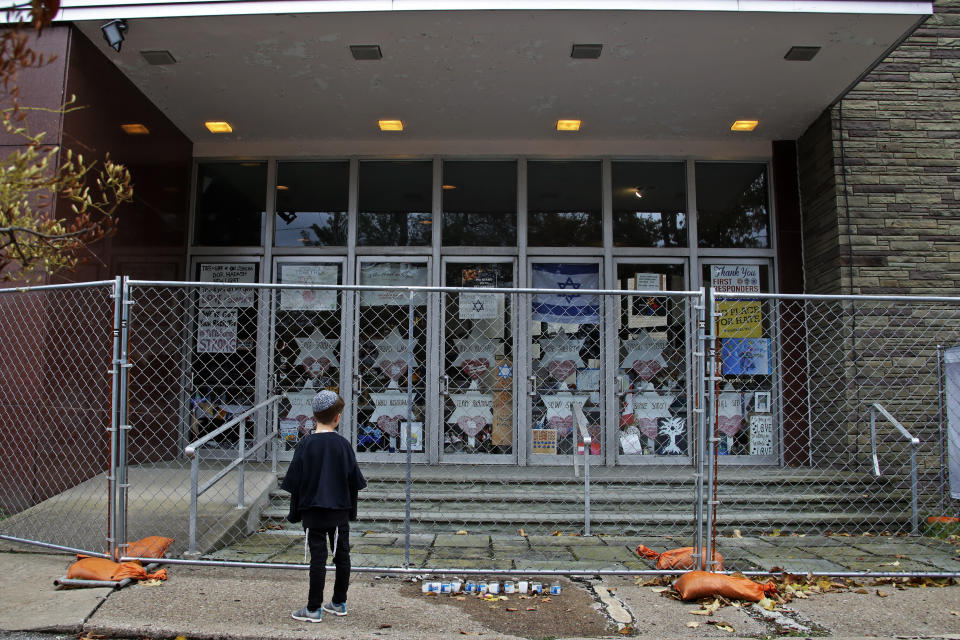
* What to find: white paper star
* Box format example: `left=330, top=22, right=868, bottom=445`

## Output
left=619, top=332, right=668, bottom=380
left=633, top=382, right=676, bottom=439
left=447, top=390, right=493, bottom=437
left=539, top=391, right=590, bottom=437
left=538, top=332, right=586, bottom=364
left=295, top=329, right=340, bottom=376
left=285, top=390, right=316, bottom=436
left=452, top=330, right=502, bottom=371
left=368, top=389, right=414, bottom=437
left=373, top=327, right=417, bottom=381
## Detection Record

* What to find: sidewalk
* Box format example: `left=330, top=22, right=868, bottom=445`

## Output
left=2, top=537, right=958, bottom=640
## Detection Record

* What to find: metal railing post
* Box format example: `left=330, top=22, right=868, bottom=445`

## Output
left=404, top=290, right=414, bottom=568
left=868, top=402, right=921, bottom=536
left=693, top=289, right=707, bottom=571
left=116, top=276, right=132, bottom=557
left=572, top=403, right=591, bottom=536
left=189, top=456, right=200, bottom=556
left=704, top=286, right=719, bottom=571
left=107, top=276, right=123, bottom=560
left=237, top=411, right=246, bottom=509
left=910, top=441, right=919, bottom=535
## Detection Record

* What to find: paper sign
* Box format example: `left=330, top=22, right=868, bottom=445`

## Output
left=721, top=338, right=771, bottom=375
left=199, top=263, right=256, bottom=307
left=531, top=428, right=558, bottom=455
left=400, top=421, right=424, bottom=452
left=197, top=308, right=238, bottom=353
left=711, top=265, right=760, bottom=294
left=279, top=264, right=338, bottom=311
left=717, top=300, right=763, bottom=338
left=360, top=262, right=427, bottom=306
left=749, top=413, right=774, bottom=456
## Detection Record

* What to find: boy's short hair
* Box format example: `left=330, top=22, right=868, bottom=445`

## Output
left=312, top=390, right=345, bottom=424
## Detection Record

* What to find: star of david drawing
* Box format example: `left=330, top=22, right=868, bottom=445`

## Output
left=556, top=276, right=582, bottom=304
left=497, top=363, right=513, bottom=379
left=472, top=297, right=485, bottom=312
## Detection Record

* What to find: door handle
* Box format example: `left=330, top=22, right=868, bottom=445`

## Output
left=441, top=374, right=450, bottom=395
left=352, top=373, right=362, bottom=395
left=528, top=374, right=537, bottom=397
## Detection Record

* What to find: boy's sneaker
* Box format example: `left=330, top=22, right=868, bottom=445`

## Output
left=291, top=607, right=322, bottom=623
left=322, top=601, right=347, bottom=616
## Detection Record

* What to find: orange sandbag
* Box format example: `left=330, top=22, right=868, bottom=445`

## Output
left=66, top=557, right=168, bottom=582
left=636, top=544, right=723, bottom=571
left=122, top=536, right=174, bottom=560
left=674, top=571, right=776, bottom=602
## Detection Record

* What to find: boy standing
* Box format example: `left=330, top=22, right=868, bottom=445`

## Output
left=282, top=390, right=367, bottom=623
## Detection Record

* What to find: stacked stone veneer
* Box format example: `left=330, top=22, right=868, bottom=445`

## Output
left=796, top=1, right=959, bottom=513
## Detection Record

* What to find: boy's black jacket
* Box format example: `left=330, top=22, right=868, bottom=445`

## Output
left=281, top=431, right=367, bottom=522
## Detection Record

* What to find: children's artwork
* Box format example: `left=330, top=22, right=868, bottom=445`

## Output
left=368, top=389, right=413, bottom=437
left=491, top=391, right=513, bottom=446
left=452, top=331, right=501, bottom=380
left=279, top=264, right=339, bottom=311
left=399, top=421, right=424, bottom=452
left=357, top=424, right=383, bottom=449
left=619, top=332, right=668, bottom=381
left=197, top=308, right=238, bottom=353
left=620, top=427, right=644, bottom=455
left=716, top=300, right=763, bottom=338
left=721, top=338, right=771, bottom=375
left=655, top=416, right=687, bottom=455
left=632, top=382, right=676, bottom=440
left=531, top=263, right=600, bottom=324
left=717, top=383, right=743, bottom=436
left=576, top=368, right=600, bottom=404
left=448, top=389, right=494, bottom=447
left=539, top=391, right=590, bottom=437
left=538, top=331, right=586, bottom=388
left=753, top=391, right=771, bottom=413
left=198, top=262, right=256, bottom=308
left=279, top=418, right=299, bottom=445
left=749, top=413, right=774, bottom=455
left=295, top=329, right=340, bottom=377
left=373, top=327, right=417, bottom=385
left=494, top=359, right=513, bottom=390
left=285, top=391, right=317, bottom=438
left=531, top=428, right=558, bottom=455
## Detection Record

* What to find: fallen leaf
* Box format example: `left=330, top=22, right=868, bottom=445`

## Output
left=517, top=528, right=527, bottom=537
left=455, top=596, right=466, bottom=601
left=459, top=631, right=478, bottom=636
left=618, top=626, right=634, bottom=635
left=876, top=590, right=888, bottom=597
left=733, top=529, right=743, bottom=538
left=949, top=611, right=960, bottom=616
left=650, top=587, right=670, bottom=593
left=880, top=560, right=901, bottom=567
left=541, top=597, right=551, bottom=602
left=506, top=607, right=518, bottom=612
left=455, top=530, right=468, bottom=535
left=551, top=531, right=563, bottom=536
left=854, top=588, right=868, bottom=594
left=686, top=621, right=700, bottom=628
left=689, top=610, right=710, bottom=616
left=709, top=621, right=735, bottom=633
left=703, top=599, right=721, bottom=614
left=757, top=597, right=776, bottom=611
left=526, top=607, right=537, bottom=611
left=378, top=624, right=392, bottom=629
left=139, top=579, right=164, bottom=587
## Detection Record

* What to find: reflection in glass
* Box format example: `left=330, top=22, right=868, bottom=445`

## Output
left=527, top=161, right=601, bottom=247
left=442, top=161, right=517, bottom=246
left=696, top=163, right=770, bottom=248
left=614, top=263, right=688, bottom=457
left=612, top=162, right=687, bottom=247
left=274, top=162, right=348, bottom=247
left=443, top=262, right=514, bottom=455
left=358, top=161, right=432, bottom=246
left=194, top=163, right=266, bottom=246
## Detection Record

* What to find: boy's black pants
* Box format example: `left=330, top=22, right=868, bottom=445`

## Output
left=307, top=523, right=350, bottom=610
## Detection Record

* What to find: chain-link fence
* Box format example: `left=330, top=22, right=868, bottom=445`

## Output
left=2, top=279, right=958, bottom=575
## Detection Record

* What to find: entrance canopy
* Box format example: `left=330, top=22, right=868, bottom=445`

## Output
left=59, top=1, right=931, bottom=157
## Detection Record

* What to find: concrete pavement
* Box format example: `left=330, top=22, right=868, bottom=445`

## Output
left=1, top=536, right=959, bottom=640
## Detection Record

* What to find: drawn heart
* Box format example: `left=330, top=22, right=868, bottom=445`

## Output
left=376, top=415, right=402, bottom=437
left=380, top=359, right=408, bottom=380
left=462, top=359, right=490, bottom=379
left=718, top=415, right=742, bottom=436
left=547, top=359, right=577, bottom=382
left=548, top=415, right=574, bottom=437
left=295, top=414, right=313, bottom=436
left=457, top=415, right=487, bottom=437
left=637, top=417, right=659, bottom=439
left=632, top=360, right=662, bottom=381
left=303, top=356, right=331, bottom=375
left=302, top=290, right=316, bottom=303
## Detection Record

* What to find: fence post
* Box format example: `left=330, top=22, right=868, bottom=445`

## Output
left=693, top=289, right=707, bottom=571
left=116, top=276, right=132, bottom=557
left=108, top=277, right=123, bottom=560
left=704, top=286, right=719, bottom=571
left=404, top=289, right=414, bottom=568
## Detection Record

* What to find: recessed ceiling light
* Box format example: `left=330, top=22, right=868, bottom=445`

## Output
left=276, top=185, right=289, bottom=191
left=571, top=43, right=603, bottom=59
left=557, top=119, right=582, bottom=131
left=205, top=121, right=233, bottom=133
left=635, top=188, right=643, bottom=199
left=731, top=120, right=759, bottom=132
left=441, top=184, right=456, bottom=190
left=350, top=44, right=382, bottom=60
left=239, top=162, right=262, bottom=167
left=379, top=120, right=403, bottom=131
left=140, top=50, right=177, bottom=65
left=120, top=123, right=149, bottom=135
left=784, top=46, right=821, bottom=61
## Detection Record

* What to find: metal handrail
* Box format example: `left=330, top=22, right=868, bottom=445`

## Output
left=572, top=402, right=592, bottom=536
left=185, top=394, right=284, bottom=556
left=868, top=402, right=920, bottom=535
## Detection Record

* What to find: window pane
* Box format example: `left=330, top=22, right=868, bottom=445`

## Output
left=358, top=161, right=432, bottom=246
left=442, top=161, right=517, bottom=246
left=527, top=161, right=601, bottom=247
left=696, top=163, right=770, bottom=248
left=194, top=163, right=266, bottom=246
left=612, top=162, right=687, bottom=247
left=274, top=162, right=348, bottom=247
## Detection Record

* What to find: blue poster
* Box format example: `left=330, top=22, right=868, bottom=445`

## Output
left=721, top=338, right=771, bottom=375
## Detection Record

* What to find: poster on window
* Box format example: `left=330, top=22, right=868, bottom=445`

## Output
left=531, top=263, right=599, bottom=324
left=721, top=338, right=771, bottom=375
left=280, top=264, right=338, bottom=311
left=749, top=413, right=774, bottom=456
left=197, top=308, right=238, bottom=353
left=717, top=300, right=763, bottom=338
left=399, top=422, right=424, bottom=452
left=531, top=428, right=558, bottom=455
left=360, top=262, right=427, bottom=306
left=199, top=263, right=256, bottom=308
left=711, top=265, right=760, bottom=294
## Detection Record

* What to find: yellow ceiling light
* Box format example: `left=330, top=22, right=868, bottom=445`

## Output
left=378, top=119, right=404, bottom=131
left=731, top=120, right=759, bottom=132
left=205, top=121, right=233, bottom=133
left=120, top=123, right=149, bottom=135
left=556, top=119, right=582, bottom=131
left=276, top=185, right=289, bottom=191
left=441, top=184, right=457, bottom=190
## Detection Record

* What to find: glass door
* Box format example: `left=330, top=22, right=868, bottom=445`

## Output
left=353, top=258, right=430, bottom=461
left=527, top=259, right=604, bottom=464
left=271, top=258, right=346, bottom=459
left=440, top=259, right=516, bottom=462
left=613, top=261, right=691, bottom=463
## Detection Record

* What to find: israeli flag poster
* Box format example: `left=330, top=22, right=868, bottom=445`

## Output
left=531, top=263, right=600, bottom=324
